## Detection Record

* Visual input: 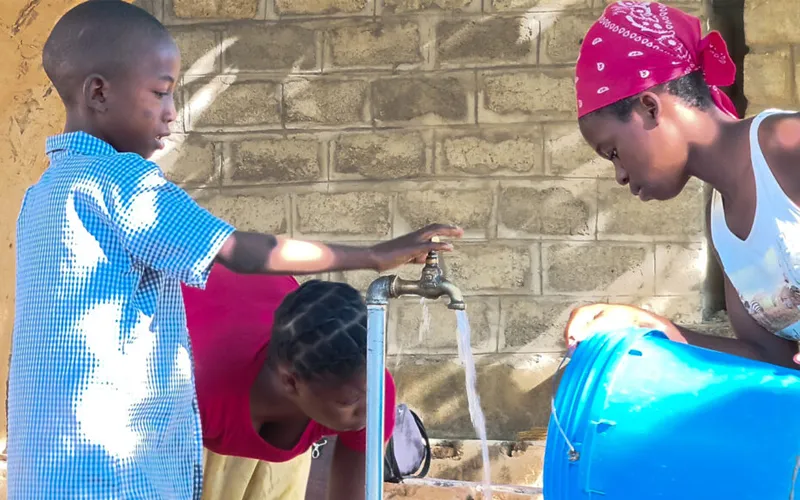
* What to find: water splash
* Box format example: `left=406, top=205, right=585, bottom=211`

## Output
left=418, top=297, right=431, bottom=343
left=393, top=297, right=430, bottom=371
left=455, top=310, right=492, bottom=499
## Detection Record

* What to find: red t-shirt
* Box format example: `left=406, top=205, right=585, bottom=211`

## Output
left=183, top=264, right=396, bottom=463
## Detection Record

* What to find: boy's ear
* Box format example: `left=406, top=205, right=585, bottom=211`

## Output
left=83, top=74, right=110, bottom=113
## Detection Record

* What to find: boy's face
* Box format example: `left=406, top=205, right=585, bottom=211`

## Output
left=579, top=92, right=691, bottom=202
left=93, top=38, right=180, bottom=159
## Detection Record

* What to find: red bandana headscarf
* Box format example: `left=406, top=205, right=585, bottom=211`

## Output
left=575, top=1, right=737, bottom=119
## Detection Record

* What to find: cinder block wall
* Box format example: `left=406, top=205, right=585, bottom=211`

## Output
left=141, top=0, right=723, bottom=439
left=743, top=0, right=799, bottom=114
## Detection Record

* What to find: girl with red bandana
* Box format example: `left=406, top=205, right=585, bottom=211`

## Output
left=565, top=1, right=800, bottom=368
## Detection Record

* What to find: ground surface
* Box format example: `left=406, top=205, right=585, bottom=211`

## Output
left=0, top=439, right=544, bottom=498
left=307, top=438, right=545, bottom=499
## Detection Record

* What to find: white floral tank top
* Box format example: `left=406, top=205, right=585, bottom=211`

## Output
left=710, top=109, right=800, bottom=342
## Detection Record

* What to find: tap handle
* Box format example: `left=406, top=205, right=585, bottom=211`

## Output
left=427, top=235, right=451, bottom=274
left=437, top=251, right=450, bottom=276
left=426, top=236, right=440, bottom=265
left=425, top=250, right=438, bottom=265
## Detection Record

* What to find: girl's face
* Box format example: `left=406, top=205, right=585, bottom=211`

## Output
left=292, top=371, right=367, bottom=433
left=579, top=92, right=691, bottom=202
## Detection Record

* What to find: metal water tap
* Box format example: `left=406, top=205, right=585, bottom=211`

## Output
left=392, top=250, right=465, bottom=310
left=365, top=240, right=466, bottom=310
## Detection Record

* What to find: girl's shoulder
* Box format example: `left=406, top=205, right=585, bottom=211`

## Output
left=757, top=111, right=800, bottom=204
left=758, top=111, right=800, bottom=154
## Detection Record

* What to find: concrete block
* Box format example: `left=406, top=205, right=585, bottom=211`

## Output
left=616, top=293, right=705, bottom=325
left=479, top=70, right=575, bottom=123
left=158, top=135, right=218, bottom=186
left=436, top=17, right=538, bottom=67
left=543, top=123, right=608, bottom=177
left=372, top=75, right=473, bottom=125
left=225, top=137, right=324, bottom=184
left=744, top=0, right=800, bottom=45
left=396, top=188, right=495, bottom=238
left=390, top=297, right=498, bottom=353
left=497, top=180, right=596, bottom=239
left=543, top=243, right=654, bottom=295
left=172, top=29, right=218, bottom=74
left=537, top=11, right=596, bottom=65
left=382, top=0, right=478, bottom=13
left=326, top=21, right=421, bottom=69
left=197, top=192, right=288, bottom=233
left=655, top=243, right=706, bottom=295
left=173, top=0, right=257, bottom=19
left=500, top=297, right=591, bottom=353
left=275, top=0, right=369, bottom=15
left=187, top=79, right=281, bottom=129
left=744, top=49, right=793, bottom=106
left=285, top=78, right=369, bottom=127
left=490, top=0, right=590, bottom=11
left=390, top=354, right=559, bottom=438
left=435, top=127, right=543, bottom=176
left=333, top=131, right=427, bottom=179
left=446, top=243, right=537, bottom=294
left=596, top=178, right=705, bottom=241
left=294, top=191, right=392, bottom=237
left=225, top=24, right=318, bottom=71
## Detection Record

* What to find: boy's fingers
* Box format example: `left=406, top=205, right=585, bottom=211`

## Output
left=411, top=254, right=427, bottom=264
left=420, top=224, right=464, bottom=240
left=405, top=242, right=454, bottom=262
left=425, top=242, right=454, bottom=252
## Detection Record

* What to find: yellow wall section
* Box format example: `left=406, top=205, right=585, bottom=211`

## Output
left=0, top=0, right=98, bottom=445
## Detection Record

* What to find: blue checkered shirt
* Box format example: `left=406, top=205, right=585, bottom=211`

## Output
left=9, top=132, right=235, bottom=499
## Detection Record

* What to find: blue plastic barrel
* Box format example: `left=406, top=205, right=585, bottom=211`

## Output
left=544, top=328, right=800, bottom=499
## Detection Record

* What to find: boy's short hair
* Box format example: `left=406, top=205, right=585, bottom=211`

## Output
left=43, top=0, right=172, bottom=105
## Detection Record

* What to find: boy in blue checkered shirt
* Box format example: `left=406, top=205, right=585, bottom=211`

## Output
left=9, top=2, right=462, bottom=498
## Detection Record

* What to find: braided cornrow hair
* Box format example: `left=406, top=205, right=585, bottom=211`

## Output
left=268, top=280, right=368, bottom=383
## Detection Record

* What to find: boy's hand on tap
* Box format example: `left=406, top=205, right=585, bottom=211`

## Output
left=368, top=224, right=463, bottom=272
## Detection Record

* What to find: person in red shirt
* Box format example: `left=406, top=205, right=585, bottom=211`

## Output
left=183, top=264, right=396, bottom=500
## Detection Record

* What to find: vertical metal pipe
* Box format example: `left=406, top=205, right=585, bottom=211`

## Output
left=365, top=304, right=387, bottom=500
left=362, top=265, right=465, bottom=499
left=365, top=276, right=393, bottom=500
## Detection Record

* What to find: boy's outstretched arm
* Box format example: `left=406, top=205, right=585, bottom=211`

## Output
left=215, top=224, right=463, bottom=275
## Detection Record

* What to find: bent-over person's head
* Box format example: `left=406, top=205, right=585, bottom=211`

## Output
left=266, top=280, right=369, bottom=433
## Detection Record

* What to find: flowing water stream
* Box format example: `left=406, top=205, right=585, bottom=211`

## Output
left=417, top=301, right=492, bottom=498
left=455, top=310, right=492, bottom=500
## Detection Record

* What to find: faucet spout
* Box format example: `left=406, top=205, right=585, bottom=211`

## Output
left=391, top=277, right=465, bottom=310
left=437, top=279, right=466, bottom=310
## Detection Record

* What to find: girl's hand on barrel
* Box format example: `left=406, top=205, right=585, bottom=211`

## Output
left=564, top=303, right=669, bottom=350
